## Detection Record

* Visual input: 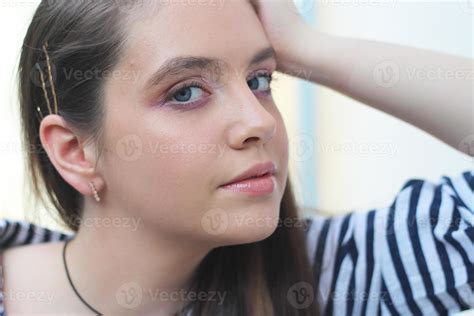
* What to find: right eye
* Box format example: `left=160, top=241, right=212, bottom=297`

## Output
left=247, top=73, right=274, bottom=94
left=163, top=80, right=211, bottom=110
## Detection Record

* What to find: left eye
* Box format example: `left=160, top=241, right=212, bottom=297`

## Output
left=247, top=73, right=273, bottom=92
left=170, top=86, right=204, bottom=103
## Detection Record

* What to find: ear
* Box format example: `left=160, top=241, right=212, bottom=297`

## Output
left=38, top=114, right=104, bottom=198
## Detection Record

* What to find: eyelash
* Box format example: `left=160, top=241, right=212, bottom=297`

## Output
left=163, top=72, right=276, bottom=110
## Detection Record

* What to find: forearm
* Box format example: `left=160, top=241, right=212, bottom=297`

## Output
left=282, top=30, right=473, bottom=156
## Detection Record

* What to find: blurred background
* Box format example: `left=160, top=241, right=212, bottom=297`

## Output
left=276, top=0, right=473, bottom=216
left=0, top=0, right=472, bottom=232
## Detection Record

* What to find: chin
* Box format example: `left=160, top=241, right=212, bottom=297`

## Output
left=206, top=208, right=280, bottom=247
left=200, top=192, right=282, bottom=247
left=214, top=226, right=278, bottom=248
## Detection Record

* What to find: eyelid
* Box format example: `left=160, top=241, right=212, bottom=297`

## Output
left=247, top=68, right=274, bottom=80
left=164, top=79, right=208, bottom=102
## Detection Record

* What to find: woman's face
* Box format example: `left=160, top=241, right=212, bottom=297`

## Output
left=99, top=1, right=289, bottom=246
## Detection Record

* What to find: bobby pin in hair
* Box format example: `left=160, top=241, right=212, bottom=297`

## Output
left=36, top=41, right=59, bottom=121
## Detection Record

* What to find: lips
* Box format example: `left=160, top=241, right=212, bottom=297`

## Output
left=220, top=161, right=276, bottom=187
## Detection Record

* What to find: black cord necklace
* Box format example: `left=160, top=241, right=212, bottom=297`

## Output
left=63, top=238, right=103, bottom=315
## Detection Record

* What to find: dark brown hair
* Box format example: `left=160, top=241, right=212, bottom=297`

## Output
left=18, top=1, right=319, bottom=315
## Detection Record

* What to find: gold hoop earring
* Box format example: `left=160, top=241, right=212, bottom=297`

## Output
left=88, top=181, right=101, bottom=202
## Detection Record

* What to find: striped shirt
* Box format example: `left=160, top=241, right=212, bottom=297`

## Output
left=304, top=170, right=473, bottom=315
left=0, top=170, right=472, bottom=315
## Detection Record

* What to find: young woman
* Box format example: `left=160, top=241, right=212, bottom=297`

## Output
left=0, top=0, right=472, bottom=315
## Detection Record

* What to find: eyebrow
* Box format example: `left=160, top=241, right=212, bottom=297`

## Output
left=144, top=47, right=276, bottom=90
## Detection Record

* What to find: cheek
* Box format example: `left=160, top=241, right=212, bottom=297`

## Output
left=271, top=108, right=290, bottom=196
left=101, top=115, right=226, bottom=237
left=273, top=107, right=290, bottom=168
left=101, top=80, right=227, bottom=238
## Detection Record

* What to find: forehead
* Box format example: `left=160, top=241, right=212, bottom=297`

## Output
left=119, top=1, right=271, bottom=76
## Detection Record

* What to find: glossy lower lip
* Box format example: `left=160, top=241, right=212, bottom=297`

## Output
left=219, top=174, right=275, bottom=196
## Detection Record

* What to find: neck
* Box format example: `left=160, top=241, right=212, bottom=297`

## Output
left=66, top=203, right=211, bottom=315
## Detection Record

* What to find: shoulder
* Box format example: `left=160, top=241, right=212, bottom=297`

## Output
left=0, top=218, right=74, bottom=251
left=375, top=169, right=473, bottom=314
left=2, top=240, right=64, bottom=285
left=302, top=170, right=473, bottom=315
left=1, top=240, right=69, bottom=313
left=302, top=169, right=473, bottom=248
left=0, top=218, right=75, bottom=313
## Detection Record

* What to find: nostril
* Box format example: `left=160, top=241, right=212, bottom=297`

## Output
left=244, top=136, right=260, bottom=144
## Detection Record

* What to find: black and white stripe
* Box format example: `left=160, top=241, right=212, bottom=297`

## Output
left=305, top=170, right=473, bottom=315
left=0, top=220, right=72, bottom=250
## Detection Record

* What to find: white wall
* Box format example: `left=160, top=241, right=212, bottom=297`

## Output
left=0, top=0, right=41, bottom=221
left=313, top=0, right=473, bottom=214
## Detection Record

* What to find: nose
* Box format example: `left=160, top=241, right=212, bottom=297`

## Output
left=225, top=81, right=277, bottom=150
